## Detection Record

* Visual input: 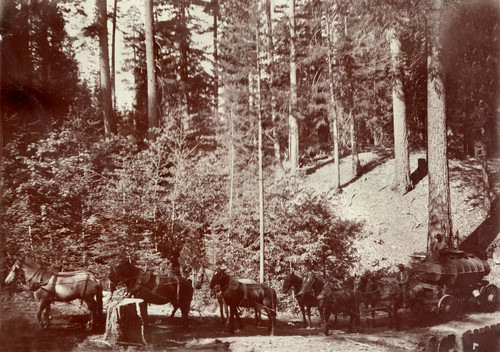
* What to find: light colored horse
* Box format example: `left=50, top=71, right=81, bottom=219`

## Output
left=5, top=256, right=103, bottom=330
left=194, top=266, right=260, bottom=324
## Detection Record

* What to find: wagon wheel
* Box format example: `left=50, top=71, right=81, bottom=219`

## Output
left=437, top=295, right=457, bottom=322
left=480, top=284, right=499, bottom=312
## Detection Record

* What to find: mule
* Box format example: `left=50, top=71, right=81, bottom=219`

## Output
left=194, top=266, right=261, bottom=325
left=282, top=272, right=318, bottom=328
left=355, top=271, right=403, bottom=330
left=4, top=256, right=103, bottom=330
left=109, top=259, right=193, bottom=328
left=299, top=273, right=359, bottom=335
left=316, top=284, right=360, bottom=335
left=209, top=268, right=277, bottom=336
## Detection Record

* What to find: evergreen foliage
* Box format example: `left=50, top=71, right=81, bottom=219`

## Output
left=0, top=0, right=497, bottom=288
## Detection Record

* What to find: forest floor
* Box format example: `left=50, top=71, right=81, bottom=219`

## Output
left=2, top=290, right=500, bottom=352
left=1, top=149, right=499, bottom=351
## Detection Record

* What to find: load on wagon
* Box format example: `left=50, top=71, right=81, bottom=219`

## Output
left=409, top=249, right=498, bottom=321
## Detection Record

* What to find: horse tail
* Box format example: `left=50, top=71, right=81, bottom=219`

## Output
left=96, top=281, right=104, bottom=322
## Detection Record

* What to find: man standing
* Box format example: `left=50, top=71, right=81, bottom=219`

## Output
left=397, top=264, right=409, bottom=306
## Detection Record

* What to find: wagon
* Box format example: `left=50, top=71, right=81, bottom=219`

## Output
left=409, top=249, right=499, bottom=321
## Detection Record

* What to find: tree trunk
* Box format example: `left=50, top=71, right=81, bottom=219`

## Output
left=104, top=298, right=147, bottom=345
left=39, top=0, right=50, bottom=86
left=97, top=0, right=117, bottom=135
left=390, top=26, right=412, bottom=194
left=111, top=0, right=118, bottom=111
left=349, top=110, right=362, bottom=177
left=256, top=15, right=265, bottom=284
left=0, top=50, right=4, bottom=287
left=179, top=0, right=189, bottom=115
left=326, top=9, right=341, bottom=193
left=266, top=0, right=281, bottom=169
left=344, top=17, right=361, bottom=178
left=248, top=71, right=255, bottom=111
left=427, top=0, right=452, bottom=249
left=228, top=108, right=235, bottom=241
left=212, top=0, right=219, bottom=119
left=145, top=0, right=158, bottom=133
left=288, top=0, right=299, bottom=173
left=19, top=0, right=31, bottom=86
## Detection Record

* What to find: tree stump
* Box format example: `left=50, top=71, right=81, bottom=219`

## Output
left=104, top=298, right=147, bottom=345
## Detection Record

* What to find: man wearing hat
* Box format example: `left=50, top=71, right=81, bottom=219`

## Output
left=431, top=234, right=447, bottom=263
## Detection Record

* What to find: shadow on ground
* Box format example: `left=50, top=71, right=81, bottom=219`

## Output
left=459, top=198, right=499, bottom=259
left=0, top=314, right=96, bottom=352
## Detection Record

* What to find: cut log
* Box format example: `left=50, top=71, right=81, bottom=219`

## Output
left=104, top=298, right=147, bottom=345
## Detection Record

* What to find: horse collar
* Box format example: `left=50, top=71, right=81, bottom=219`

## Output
left=228, top=279, right=239, bottom=290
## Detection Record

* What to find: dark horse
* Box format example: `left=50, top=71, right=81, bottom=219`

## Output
left=283, top=272, right=318, bottom=328
left=109, top=259, right=193, bottom=328
left=355, top=271, right=403, bottom=330
left=209, top=268, right=277, bottom=335
left=300, top=273, right=359, bottom=335
left=5, top=256, right=103, bottom=330
left=194, top=266, right=260, bottom=325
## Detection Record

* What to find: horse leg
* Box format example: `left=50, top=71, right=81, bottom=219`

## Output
left=302, top=306, right=312, bottom=328
left=368, top=304, right=376, bottom=328
left=348, top=310, right=356, bottom=332
left=170, top=304, right=178, bottom=318
left=218, top=296, right=226, bottom=325
left=298, top=302, right=307, bottom=327
left=37, top=299, right=51, bottom=330
left=254, top=307, right=261, bottom=326
left=228, top=305, right=235, bottom=334
left=266, top=307, right=276, bottom=337
left=393, top=305, right=400, bottom=331
left=235, top=306, right=243, bottom=332
left=38, top=300, right=51, bottom=330
left=180, top=305, right=190, bottom=330
left=322, top=308, right=331, bottom=336
left=84, top=297, right=97, bottom=331
left=355, top=302, right=361, bottom=326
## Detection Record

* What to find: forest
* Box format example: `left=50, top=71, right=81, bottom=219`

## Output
left=0, top=0, right=498, bottom=295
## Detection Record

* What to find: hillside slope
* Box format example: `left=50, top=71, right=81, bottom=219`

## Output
left=303, top=149, right=499, bottom=278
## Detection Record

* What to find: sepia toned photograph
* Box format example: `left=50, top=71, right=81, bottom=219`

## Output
left=0, top=0, right=499, bottom=351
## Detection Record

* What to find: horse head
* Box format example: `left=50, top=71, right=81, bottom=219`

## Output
left=109, top=258, right=139, bottom=292
left=282, top=273, right=292, bottom=294
left=209, top=268, right=229, bottom=290
left=109, top=266, right=119, bottom=293
left=354, top=273, right=368, bottom=294
left=4, top=258, right=23, bottom=285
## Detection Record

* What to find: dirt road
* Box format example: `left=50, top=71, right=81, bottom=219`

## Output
left=2, top=292, right=500, bottom=352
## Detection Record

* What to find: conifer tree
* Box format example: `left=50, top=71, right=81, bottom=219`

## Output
left=97, top=0, right=117, bottom=135
left=427, top=0, right=452, bottom=249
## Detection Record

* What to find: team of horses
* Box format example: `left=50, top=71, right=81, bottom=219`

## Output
left=4, top=256, right=408, bottom=336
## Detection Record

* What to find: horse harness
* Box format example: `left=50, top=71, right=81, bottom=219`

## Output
left=21, top=262, right=91, bottom=305
left=133, top=271, right=182, bottom=303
